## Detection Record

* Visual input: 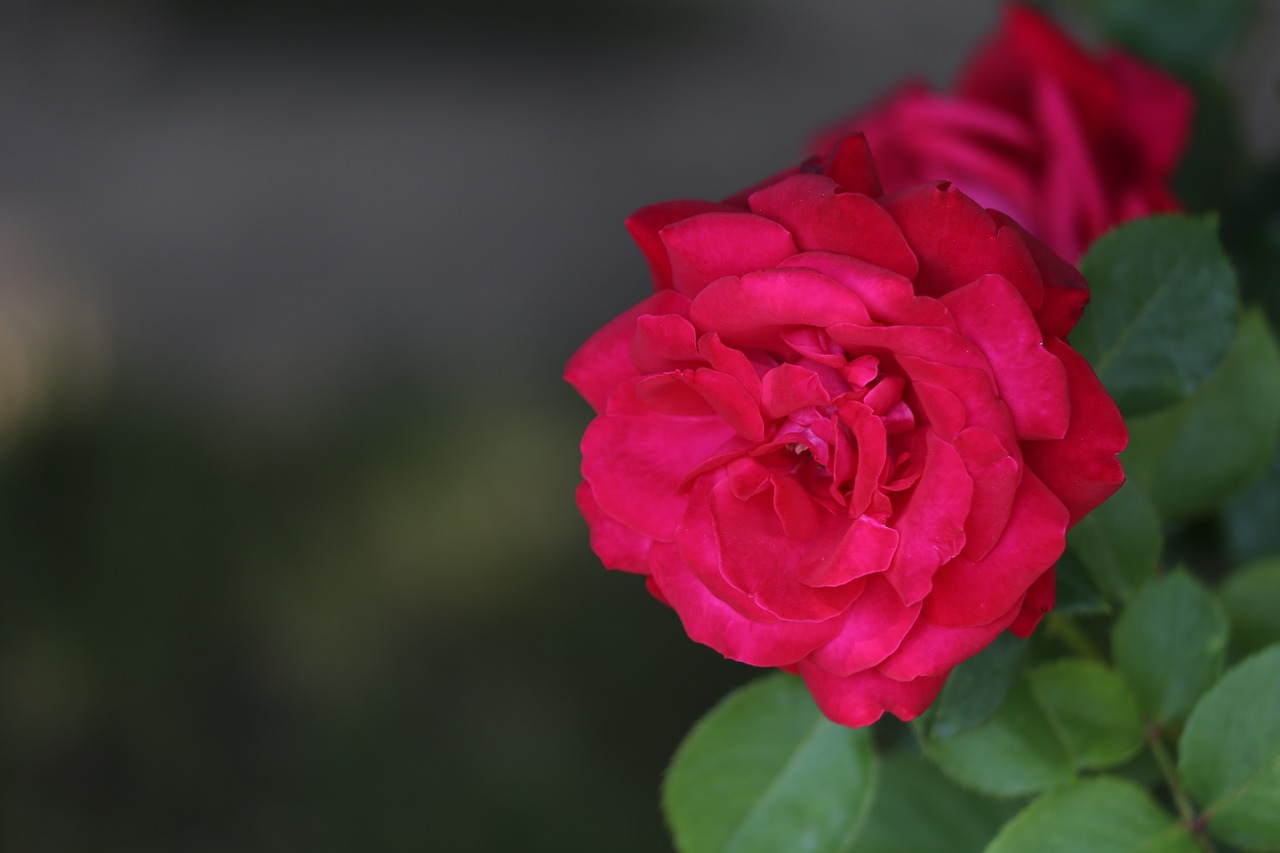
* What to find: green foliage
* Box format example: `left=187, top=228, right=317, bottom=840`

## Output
left=983, top=778, right=1198, bottom=853
left=1123, top=309, right=1280, bottom=518
left=1066, top=480, right=1161, bottom=604
left=1066, top=0, right=1256, bottom=73
left=919, top=633, right=1025, bottom=740
left=1112, top=572, right=1228, bottom=725
left=1074, top=214, right=1238, bottom=416
left=1219, top=559, right=1280, bottom=656
left=923, top=676, right=1074, bottom=797
left=662, top=674, right=876, bottom=853
left=1028, top=661, right=1144, bottom=771
left=923, top=658, right=1145, bottom=798
left=852, top=755, right=1019, bottom=853
left=1179, top=645, right=1280, bottom=850
left=1052, top=551, right=1110, bottom=616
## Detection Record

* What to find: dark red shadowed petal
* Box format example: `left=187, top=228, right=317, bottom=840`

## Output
left=879, top=181, right=1044, bottom=305
left=989, top=211, right=1089, bottom=339
left=1009, top=565, right=1055, bottom=636
left=821, top=132, right=884, bottom=197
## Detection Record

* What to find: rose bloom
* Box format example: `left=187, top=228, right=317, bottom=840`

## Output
left=566, top=134, right=1126, bottom=727
left=812, top=4, right=1193, bottom=262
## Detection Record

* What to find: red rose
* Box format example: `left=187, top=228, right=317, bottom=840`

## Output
left=567, top=135, right=1127, bottom=727
left=812, top=4, right=1192, bottom=261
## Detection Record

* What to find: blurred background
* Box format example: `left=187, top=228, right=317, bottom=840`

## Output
left=0, top=1, right=1275, bottom=850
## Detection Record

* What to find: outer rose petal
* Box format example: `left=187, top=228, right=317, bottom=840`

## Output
left=807, top=574, right=922, bottom=676
left=625, top=200, right=738, bottom=290
left=880, top=181, right=1045, bottom=305
left=879, top=599, right=1022, bottom=680
left=1010, top=565, right=1056, bottom=637
left=798, top=662, right=946, bottom=727
left=575, top=481, right=652, bottom=574
left=923, top=471, right=1068, bottom=628
left=1022, top=337, right=1127, bottom=526
left=660, top=212, right=799, bottom=298
left=748, top=174, right=919, bottom=279
left=820, top=132, right=884, bottom=197
left=941, top=273, right=1070, bottom=441
left=582, top=384, right=738, bottom=542
left=565, top=289, right=691, bottom=413
left=649, top=542, right=843, bottom=667
left=989, top=211, right=1089, bottom=339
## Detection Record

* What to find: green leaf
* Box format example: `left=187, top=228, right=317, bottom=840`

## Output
left=1028, top=661, right=1144, bottom=771
left=853, top=755, right=1020, bottom=853
left=1074, top=214, right=1238, bottom=416
left=1066, top=480, right=1161, bottom=603
left=1069, top=0, right=1255, bottom=73
left=1124, top=309, right=1280, bottom=518
left=662, top=673, right=876, bottom=853
left=1179, top=644, right=1280, bottom=850
left=983, top=777, right=1198, bottom=853
left=924, top=676, right=1074, bottom=797
left=1053, top=551, right=1110, bottom=616
left=921, top=632, right=1026, bottom=740
left=1112, top=571, right=1228, bottom=724
left=1224, top=449, right=1280, bottom=562
left=1219, top=559, right=1280, bottom=656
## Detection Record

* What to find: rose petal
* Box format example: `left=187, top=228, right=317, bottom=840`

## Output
left=660, top=212, right=800, bottom=298
left=952, top=427, right=1021, bottom=560
left=630, top=313, right=700, bottom=373
left=582, top=383, right=737, bottom=541
left=565, top=290, right=691, bottom=413
left=701, top=477, right=865, bottom=620
left=798, top=662, right=946, bottom=726
left=941, top=273, right=1070, bottom=440
left=1009, top=565, right=1056, bottom=637
left=576, top=481, right=652, bottom=574
left=690, top=267, right=872, bottom=348
left=883, top=431, right=972, bottom=605
left=924, top=471, right=1068, bottom=628
left=820, top=132, right=884, bottom=197
left=989, top=211, right=1089, bottom=338
left=625, top=200, right=737, bottom=290
left=1021, top=337, right=1127, bottom=526
left=798, top=516, right=899, bottom=589
left=748, top=174, right=919, bottom=279
left=806, top=574, right=922, bottom=675
left=649, top=542, right=843, bottom=667
left=879, top=181, right=1044, bottom=306
left=779, top=251, right=951, bottom=327
left=878, top=601, right=1021, bottom=680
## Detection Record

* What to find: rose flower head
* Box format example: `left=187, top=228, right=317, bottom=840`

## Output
left=812, top=4, right=1193, bottom=262
left=566, top=134, right=1126, bottom=727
